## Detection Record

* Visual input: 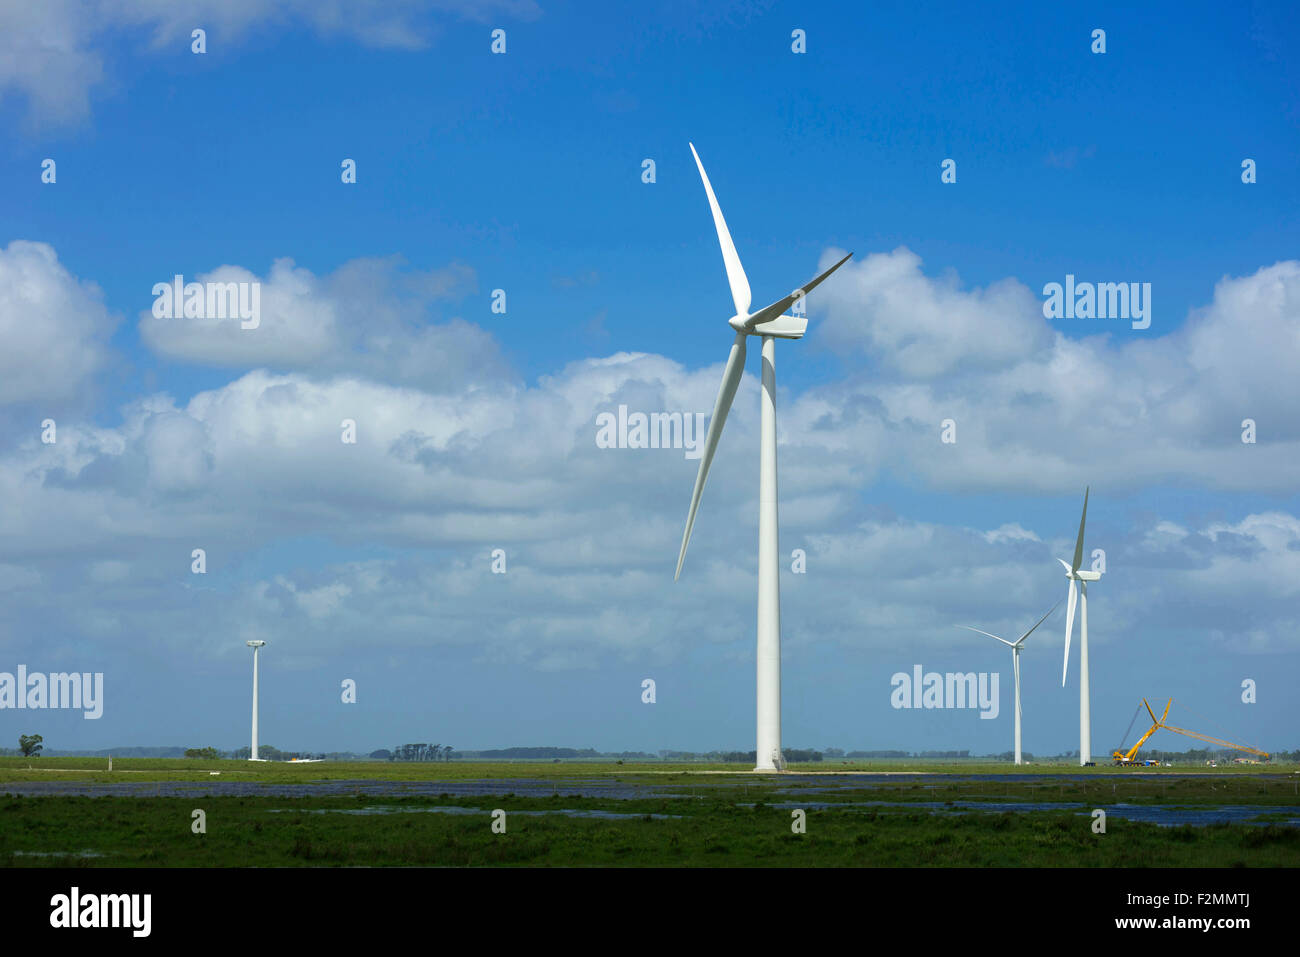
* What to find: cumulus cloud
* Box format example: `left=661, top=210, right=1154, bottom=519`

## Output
left=3, top=240, right=1297, bottom=673
left=5, top=350, right=1299, bottom=669
left=138, top=255, right=506, bottom=390
left=818, top=246, right=1052, bottom=377
left=811, top=251, right=1300, bottom=493
left=0, top=240, right=118, bottom=404
left=0, top=1, right=104, bottom=128
left=1, top=0, right=542, bottom=127
left=984, top=523, right=1041, bottom=544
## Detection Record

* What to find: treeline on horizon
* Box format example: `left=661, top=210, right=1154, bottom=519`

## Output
left=5, top=744, right=1295, bottom=762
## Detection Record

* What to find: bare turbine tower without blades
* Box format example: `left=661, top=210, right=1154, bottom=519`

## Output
left=959, top=602, right=1059, bottom=765
left=674, top=143, right=852, bottom=772
left=246, top=640, right=266, bottom=762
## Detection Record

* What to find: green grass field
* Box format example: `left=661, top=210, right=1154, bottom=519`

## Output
left=3, top=758, right=1298, bottom=866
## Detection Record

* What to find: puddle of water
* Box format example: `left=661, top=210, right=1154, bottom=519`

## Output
left=740, top=799, right=1300, bottom=827
left=0, top=778, right=685, bottom=800
left=265, top=805, right=680, bottom=820
left=4, top=771, right=1290, bottom=800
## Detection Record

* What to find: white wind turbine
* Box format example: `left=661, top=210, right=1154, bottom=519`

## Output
left=246, top=640, right=266, bottom=761
left=959, top=601, right=1059, bottom=765
left=1060, top=487, right=1102, bottom=766
left=674, top=142, right=852, bottom=772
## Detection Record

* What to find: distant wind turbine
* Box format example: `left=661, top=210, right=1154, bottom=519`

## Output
left=1059, top=488, right=1102, bottom=766
left=959, top=602, right=1060, bottom=765
left=674, top=143, right=852, bottom=772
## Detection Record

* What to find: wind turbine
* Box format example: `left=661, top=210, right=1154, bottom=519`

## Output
left=674, top=143, right=852, bottom=772
left=246, top=640, right=266, bottom=761
left=1059, top=487, right=1102, bottom=766
left=958, top=602, right=1059, bottom=765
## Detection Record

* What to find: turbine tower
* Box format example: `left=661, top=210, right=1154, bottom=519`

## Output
left=246, top=640, right=266, bottom=761
left=959, top=602, right=1059, bottom=765
left=674, top=143, right=852, bottom=772
left=1059, top=488, right=1101, bottom=766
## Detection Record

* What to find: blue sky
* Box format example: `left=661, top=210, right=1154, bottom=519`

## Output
left=0, top=0, right=1296, bottom=758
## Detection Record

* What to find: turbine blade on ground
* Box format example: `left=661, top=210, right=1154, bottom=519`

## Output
left=1071, top=486, right=1090, bottom=573
left=744, top=253, right=853, bottom=329
left=675, top=331, right=748, bottom=580
left=1062, top=579, right=1077, bottom=686
left=689, top=143, right=751, bottom=317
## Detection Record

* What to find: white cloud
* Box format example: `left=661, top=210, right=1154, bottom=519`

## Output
left=0, top=240, right=118, bottom=404
left=984, top=523, right=1041, bottom=544
left=3, top=242, right=1298, bottom=669
left=5, top=343, right=1296, bottom=669
left=138, top=256, right=506, bottom=390
left=818, top=246, right=1052, bottom=377
left=1141, top=521, right=1188, bottom=550
left=0, top=1, right=103, bottom=128
left=808, top=252, right=1300, bottom=493
left=1, top=0, right=542, bottom=127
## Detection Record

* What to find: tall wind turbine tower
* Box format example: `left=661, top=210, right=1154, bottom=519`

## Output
left=246, top=640, right=266, bottom=761
left=674, top=143, right=852, bottom=772
left=1059, top=488, right=1101, bottom=766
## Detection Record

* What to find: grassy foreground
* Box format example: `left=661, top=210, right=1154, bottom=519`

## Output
left=2, top=759, right=1297, bottom=867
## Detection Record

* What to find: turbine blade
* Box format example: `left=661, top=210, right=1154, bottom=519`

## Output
left=1062, top=580, right=1077, bottom=686
left=675, top=332, right=748, bottom=580
left=1018, top=600, right=1062, bottom=644
left=958, top=625, right=1014, bottom=646
left=1071, top=486, right=1089, bottom=573
left=689, top=143, right=751, bottom=317
left=744, top=253, right=853, bottom=330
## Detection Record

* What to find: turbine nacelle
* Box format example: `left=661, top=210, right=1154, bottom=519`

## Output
left=728, top=312, right=808, bottom=338
left=1057, top=558, right=1101, bottom=581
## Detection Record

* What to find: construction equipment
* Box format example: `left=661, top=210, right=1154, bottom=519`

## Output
left=1112, top=698, right=1270, bottom=765
left=1113, top=699, right=1169, bottom=765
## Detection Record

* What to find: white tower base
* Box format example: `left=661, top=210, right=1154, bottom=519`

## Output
left=1079, top=582, right=1091, bottom=766
left=250, top=644, right=262, bottom=762
left=1012, top=647, right=1022, bottom=766
left=754, top=335, right=782, bottom=772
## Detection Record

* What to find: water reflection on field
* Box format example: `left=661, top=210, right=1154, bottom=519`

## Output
left=3, top=773, right=1296, bottom=827
left=743, top=800, right=1300, bottom=827
left=267, top=806, right=680, bottom=819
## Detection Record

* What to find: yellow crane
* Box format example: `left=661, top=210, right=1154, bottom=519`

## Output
left=1112, top=698, right=1270, bottom=765
left=1112, top=698, right=1169, bottom=765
